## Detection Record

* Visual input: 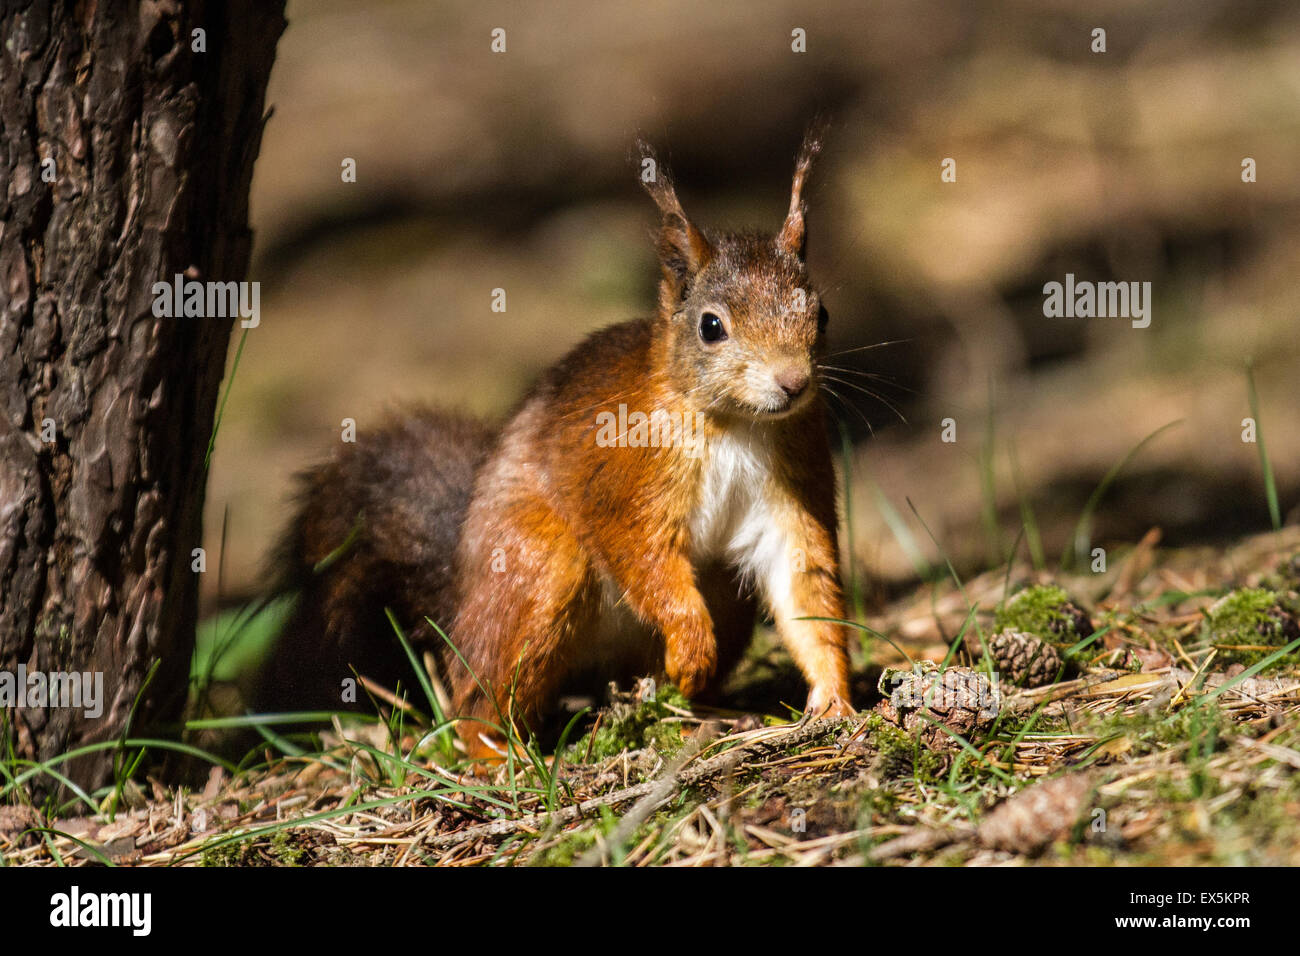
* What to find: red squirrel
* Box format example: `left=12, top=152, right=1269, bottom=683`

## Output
left=260, top=131, right=854, bottom=760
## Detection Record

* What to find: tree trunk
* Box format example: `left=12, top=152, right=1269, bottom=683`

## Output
left=0, top=1, right=285, bottom=793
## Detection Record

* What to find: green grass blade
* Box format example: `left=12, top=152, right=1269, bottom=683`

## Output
left=206, top=325, right=250, bottom=470
left=978, top=381, right=1003, bottom=566
left=1197, top=634, right=1300, bottom=704
left=865, top=473, right=933, bottom=580
left=387, top=609, right=455, bottom=761
left=1245, top=363, right=1282, bottom=531
left=1008, top=439, right=1045, bottom=571
left=1061, top=419, right=1183, bottom=570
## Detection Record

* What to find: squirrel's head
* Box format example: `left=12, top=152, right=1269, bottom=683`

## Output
left=638, top=129, right=828, bottom=422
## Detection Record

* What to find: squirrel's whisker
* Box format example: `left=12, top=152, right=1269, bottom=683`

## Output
left=817, top=365, right=915, bottom=394
left=819, top=382, right=876, bottom=437
left=820, top=338, right=912, bottom=360
left=819, top=374, right=909, bottom=425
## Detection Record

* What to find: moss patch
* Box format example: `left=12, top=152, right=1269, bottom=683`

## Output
left=566, top=685, right=688, bottom=763
left=995, top=585, right=1091, bottom=645
left=528, top=823, right=603, bottom=866
left=859, top=712, right=948, bottom=782
left=1205, top=587, right=1300, bottom=664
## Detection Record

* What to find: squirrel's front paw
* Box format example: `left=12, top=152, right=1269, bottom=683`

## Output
left=665, top=634, right=717, bottom=699
left=805, top=685, right=854, bottom=719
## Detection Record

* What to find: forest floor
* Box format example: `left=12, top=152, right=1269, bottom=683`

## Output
left=4, top=526, right=1300, bottom=867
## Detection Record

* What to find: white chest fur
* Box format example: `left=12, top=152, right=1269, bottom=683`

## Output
left=689, top=430, right=791, bottom=599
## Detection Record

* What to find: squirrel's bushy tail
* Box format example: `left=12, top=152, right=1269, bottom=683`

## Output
left=254, top=408, right=496, bottom=712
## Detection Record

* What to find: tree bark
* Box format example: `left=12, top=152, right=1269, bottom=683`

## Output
left=0, top=1, right=285, bottom=793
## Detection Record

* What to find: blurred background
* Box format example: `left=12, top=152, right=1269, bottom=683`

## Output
left=203, top=0, right=1300, bottom=620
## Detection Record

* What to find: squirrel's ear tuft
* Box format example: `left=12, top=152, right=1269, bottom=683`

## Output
left=776, top=123, right=826, bottom=258
left=635, top=138, right=713, bottom=292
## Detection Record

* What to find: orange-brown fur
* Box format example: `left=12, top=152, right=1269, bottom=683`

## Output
left=264, top=131, right=853, bottom=761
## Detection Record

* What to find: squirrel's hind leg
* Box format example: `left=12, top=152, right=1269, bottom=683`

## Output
left=449, top=496, right=604, bottom=762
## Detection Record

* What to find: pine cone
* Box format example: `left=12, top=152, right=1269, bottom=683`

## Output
left=875, top=663, right=1001, bottom=750
left=1263, top=605, right=1300, bottom=644
left=978, top=773, right=1097, bottom=855
left=965, top=629, right=1068, bottom=688
left=1052, top=601, right=1094, bottom=642
left=1267, top=554, right=1300, bottom=591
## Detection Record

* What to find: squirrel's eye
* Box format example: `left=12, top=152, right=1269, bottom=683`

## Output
left=699, top=312, right=726, bottom=343
left=816, top=304, right=829, bottom=333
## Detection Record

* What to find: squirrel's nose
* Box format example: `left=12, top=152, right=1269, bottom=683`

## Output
left=775, top=365, right=810, bottom=400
